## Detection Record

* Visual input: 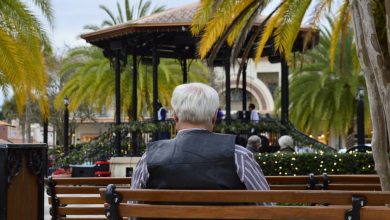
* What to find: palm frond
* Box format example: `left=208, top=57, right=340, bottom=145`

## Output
left=99, top=5, right=117, bottom=25
left=330, top=0, right=349, bottom=71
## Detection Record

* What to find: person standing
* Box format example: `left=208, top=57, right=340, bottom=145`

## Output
left=248, top=103, right=259, bottom=121
left=157, top=102, right=170, bottom=140
left=131, top=83, right=270, bottom=192
left=157, top=102, right=167, bottom=121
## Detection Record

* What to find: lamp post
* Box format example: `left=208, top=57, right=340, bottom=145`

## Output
left=356, top=87, right=365, bottom=146
left=64, top=97, right=69, bottom=156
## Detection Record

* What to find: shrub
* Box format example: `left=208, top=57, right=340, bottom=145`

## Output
left=256, top=152, right=376, bottom=176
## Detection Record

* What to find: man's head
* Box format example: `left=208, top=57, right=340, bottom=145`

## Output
left=171, top=83, right=219, bottom=131
left=248, top=103, right=256, bottom=111
left=247, top=135, right=261, bottom=150
left=278, top=135, right=294, bottom=149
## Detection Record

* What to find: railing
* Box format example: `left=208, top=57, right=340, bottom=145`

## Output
left=53, top=118, right=334, bottom=166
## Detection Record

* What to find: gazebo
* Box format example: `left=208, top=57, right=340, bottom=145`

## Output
left=81, top=2, right=319, bottom=156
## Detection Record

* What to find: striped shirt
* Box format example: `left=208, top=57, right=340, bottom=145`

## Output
left=131, top=133, right=270, bottom=191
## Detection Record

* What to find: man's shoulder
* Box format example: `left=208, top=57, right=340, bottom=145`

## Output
left=148, top=139, right=174, bottom=149
left=235, top=145, right=253, bottom=156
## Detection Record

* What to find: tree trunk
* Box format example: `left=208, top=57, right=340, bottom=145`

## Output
left=21, top=119, right=25, bottom=143
left=351, top=0, right=390, bottom=191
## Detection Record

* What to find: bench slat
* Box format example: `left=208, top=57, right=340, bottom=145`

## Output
left=118, top=204, right=349, bottom=219
left=58, top=207, right=105, bottom=215
left=105, top=189, right=390, bottom=206
left=361, top=206, right=390, bottom=220
left=48, top=177, right=130, bottom=185
left=55, top=186, right=129, bottom=194
left=266, top=176, right=318, bottom=184
left=59, top=218, right=107, bottom=220
left=270, top=185, right=312, bottom=190
left=327, top=175, right=380, bottom=184
left=49, top=196, right=103, bottom=205
left=55, top=186, right=104, bottom=194
left=327, top=184, right=382, bottom=191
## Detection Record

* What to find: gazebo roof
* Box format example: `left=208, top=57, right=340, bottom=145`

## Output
left=81, top=2, right=318, bottom=59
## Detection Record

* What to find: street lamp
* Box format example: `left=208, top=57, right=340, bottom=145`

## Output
left=64, top=97, right=69, bottom=156
left=356, top=87, right=365, bottom=146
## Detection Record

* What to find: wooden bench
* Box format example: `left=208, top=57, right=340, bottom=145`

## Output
left=45, top=174, right=381, bottom=220
left=45, top=176, right=131, bottom=220
left=100, top=185, right=390, bottom=220
left=266, top=174, right=381, bottom=191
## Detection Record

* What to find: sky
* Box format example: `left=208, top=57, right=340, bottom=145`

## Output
left=47, top=0, right=194, bottom=53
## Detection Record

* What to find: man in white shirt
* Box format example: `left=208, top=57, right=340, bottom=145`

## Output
left=248, top=103, right=260, bottom=121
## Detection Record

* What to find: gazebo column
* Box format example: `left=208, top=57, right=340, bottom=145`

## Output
left=114, top=49, right=122, bottom=156
left=43, top=118, right=48, bottom=144
left=224, top=50, right=231, bottom=121
left=152, top=40, right=159, bottom=122
left=281, top=57, right=289, bottom=127
left=242, top=62, right=247, bottom=112
left=131, top=53, right=138, bottom=156
left=180, top=58, right=188, bottom=83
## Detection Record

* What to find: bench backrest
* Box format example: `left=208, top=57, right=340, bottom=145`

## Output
left=45, top=176, right=131, bottom=220
left=100, top=185, right=390, bottom=220
left=266, top=174, right=381, bottom=191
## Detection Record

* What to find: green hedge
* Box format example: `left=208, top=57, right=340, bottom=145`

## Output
left=256, top=152, right=376, bottom=176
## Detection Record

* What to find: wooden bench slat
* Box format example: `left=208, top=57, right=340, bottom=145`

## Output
left=58, top=207, right=105, bottom=215
left=55, top=186, right=129, bottom=194
left=48, top=177, right=131, bottom=185
left=266, top=176, right=318, bottom=184
left=327, top=175, right=380, bottom=184
left=270, top=185, right=312, bottom=190
left=49, top=196, right=103, bottom=205
left=361, top=206, right=390, bottom=220
left=327, top=184, right=382, bottom=191
left=55, top=186, right=104, bottom=194
left=118, top=204, right=349, bottom=219
left=105, top=189, right=390, bottom=206
left=59, top=218, right=107, bottom=220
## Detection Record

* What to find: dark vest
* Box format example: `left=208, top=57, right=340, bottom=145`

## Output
left=146, top=129, right=246, bottom=189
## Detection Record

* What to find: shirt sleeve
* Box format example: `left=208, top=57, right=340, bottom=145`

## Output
left=130, top=153, right=149, bottom=189
left=234, top=145, right=270, bottom=191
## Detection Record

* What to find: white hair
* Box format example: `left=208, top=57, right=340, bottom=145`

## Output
left=171, top=83, right=219, bottom=123
left=278, top=135, right=294, bottom=149
left=247, top=135, right=261, bottom=147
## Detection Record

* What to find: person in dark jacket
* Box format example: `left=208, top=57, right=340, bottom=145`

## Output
left=131, top=83, right=270, bottom=191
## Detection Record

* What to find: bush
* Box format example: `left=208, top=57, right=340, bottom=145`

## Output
left=256, top=152, right=376, bottom=176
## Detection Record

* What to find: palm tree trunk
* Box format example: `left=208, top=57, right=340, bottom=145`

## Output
left=351, top=0, right=390, bottom=191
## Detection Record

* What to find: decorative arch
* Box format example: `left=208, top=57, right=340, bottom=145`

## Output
left=217, top=76, right=274, bottom=112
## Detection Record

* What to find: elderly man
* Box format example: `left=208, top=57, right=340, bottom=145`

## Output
left=278, top=135, right=295, bottom=153
left=246, top=135, right=262, bottom=154
left=131, top=83, right=269, bottom=191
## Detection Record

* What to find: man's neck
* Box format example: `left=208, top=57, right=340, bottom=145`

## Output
left=176, top=121, right=213, bottom=132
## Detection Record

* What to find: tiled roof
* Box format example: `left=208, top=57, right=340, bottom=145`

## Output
left=131, top=2, right=198, bottom=24
left=129, top=2, right=266, bottom=26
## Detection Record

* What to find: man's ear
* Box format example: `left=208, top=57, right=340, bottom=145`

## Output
left=211, top=114, right=217, bottom=125
left=173, top=114, right=179, bottom=123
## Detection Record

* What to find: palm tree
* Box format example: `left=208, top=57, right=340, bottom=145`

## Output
left=275, top=20, right=369, bottom=146
left=83, top=0, right=165, bottom=31
left=56, top=46, right=207, bottom=120
left=0, top=0, right=53, bottom=116
left=57, top=0, right=207, bottom=119
left=192, top=0, right=390, bottom=190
